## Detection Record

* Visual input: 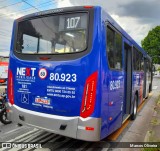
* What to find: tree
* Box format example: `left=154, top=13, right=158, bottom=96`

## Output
left=141, top=26, right=160, bottom=64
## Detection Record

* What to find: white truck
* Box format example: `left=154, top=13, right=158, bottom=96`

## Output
left=0, top=56, right=9, bottom=84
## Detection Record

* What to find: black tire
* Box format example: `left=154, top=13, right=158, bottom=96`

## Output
left=0, top=110, right=12, bottom=125
left=131, top=95, right=138, bottom=120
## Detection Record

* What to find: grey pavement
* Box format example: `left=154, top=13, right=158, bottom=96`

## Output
left=113, top=76, right=160, bottom=151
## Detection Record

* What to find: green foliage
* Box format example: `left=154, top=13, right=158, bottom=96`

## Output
left=141, top=26, right=160, bottom=64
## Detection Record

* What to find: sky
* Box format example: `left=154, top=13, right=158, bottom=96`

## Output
left=0, top=0, right=159, bottom=56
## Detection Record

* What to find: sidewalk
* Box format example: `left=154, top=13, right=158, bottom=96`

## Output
left=113, top=77, right=160, bottom=151
left=143, top=77, right=160, bottom=146
left=144, top=95, right=160, bottom=143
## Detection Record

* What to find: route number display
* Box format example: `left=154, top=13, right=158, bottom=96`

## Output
left=66, top=17, right=80, bottom=29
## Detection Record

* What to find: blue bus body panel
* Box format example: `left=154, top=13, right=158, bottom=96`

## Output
left=9, top=7, right=102, bottom=118
left=99, top=8, right=124, bottom=139
left=100, top=8, right=147, bottom=139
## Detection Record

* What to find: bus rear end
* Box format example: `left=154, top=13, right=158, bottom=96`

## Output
left=7, top=6, right=102, bottom=141
left=0, top=57, right=9, bottom=83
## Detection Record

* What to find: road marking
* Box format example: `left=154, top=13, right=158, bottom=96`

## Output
left=24, top=132, right=50, bottom=142
left=59, top=140, right=80, bottom=151
left=41, top=135, right=64, bottom=150
left=39, top=134, right=57, bottom=143
left=152, top=86, right=158, bottom=90
left=74, top=142, right=91, bottom=151
left=49, top=138, right=72, bottom=150
left=6, top=128, right=39, bottom=142
left=22, top=134, right=55, bottom=151
left=6, top=131, right=44, bottom=151
left=4, top=126, right=28, bottom=135
left=16, top=130, right=43, bottom=142
left=35, top=133, right=55, bottom=143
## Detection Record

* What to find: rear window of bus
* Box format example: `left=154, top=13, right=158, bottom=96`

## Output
left=16, top=13, right=88, bottom=54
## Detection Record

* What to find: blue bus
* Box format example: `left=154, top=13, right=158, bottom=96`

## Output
left=7, top=6, right=152, bottom=141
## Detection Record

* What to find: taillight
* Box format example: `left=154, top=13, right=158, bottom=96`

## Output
left=85, top=127, right=94, bottom=131
left=8, top=69, right=14, bottom=105
left=80, top=71, right=98, bottom=118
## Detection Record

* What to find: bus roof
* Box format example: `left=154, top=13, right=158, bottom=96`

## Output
left=16, top=6, right=92, bottom=21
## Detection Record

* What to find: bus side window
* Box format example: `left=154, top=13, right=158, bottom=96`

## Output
left=133, top=47, right=143, bottom=71
left=107, top=27, right=114, bottom=68
left=106, top=26, right=122, bottom=70
left=115, top=33, right=122, bottom=69
left=141, top=56, right=144, bottom=71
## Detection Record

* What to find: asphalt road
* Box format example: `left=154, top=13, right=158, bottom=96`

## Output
left=0, top=77, right=159, bottom=151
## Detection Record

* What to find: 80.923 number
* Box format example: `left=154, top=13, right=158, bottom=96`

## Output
left=50, top=73, right=77, bottom=82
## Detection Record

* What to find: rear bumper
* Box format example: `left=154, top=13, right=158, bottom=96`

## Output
left=7, top=103, right=101, bottom=141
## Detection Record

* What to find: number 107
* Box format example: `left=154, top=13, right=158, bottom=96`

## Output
left=66, top=17, right=80, bottom=29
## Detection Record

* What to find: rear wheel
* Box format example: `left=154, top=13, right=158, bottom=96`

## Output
left=131, top=95, right=138, bottom=120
